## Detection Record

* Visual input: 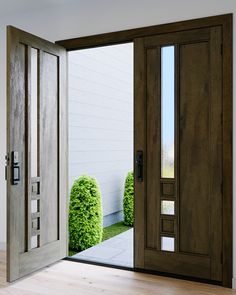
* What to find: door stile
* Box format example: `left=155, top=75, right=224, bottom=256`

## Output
left=209, top=26, right=223, bottom=281
left=146, top=46, right=161, bottom=252
left=175, top=44, right=180, bottom=253
left=58, top=47, right=68, bottom=257
left=134, top=38, right=146, bottom=269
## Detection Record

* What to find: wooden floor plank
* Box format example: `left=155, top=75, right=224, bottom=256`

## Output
left=0, top=251, right=235, bottom=294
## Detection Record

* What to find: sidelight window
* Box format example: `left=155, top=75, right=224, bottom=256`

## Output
left=161, top=46, right=175, bottom=179
left=30, top=48, right=39, bottom=178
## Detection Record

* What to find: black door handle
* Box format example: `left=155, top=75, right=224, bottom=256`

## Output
left=11, top=151, right=20, bottom=185
left=136, top=151, right=143, bottom=182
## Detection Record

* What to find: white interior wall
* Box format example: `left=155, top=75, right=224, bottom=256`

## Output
left=0, top=0, right=235, bottom=285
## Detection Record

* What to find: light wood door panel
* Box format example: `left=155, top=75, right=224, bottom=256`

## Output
left=40, top=51, right=59, bottom=246
left=134, top=27, right=223, bottom=283
left=7, top=26, right=68, bottom=282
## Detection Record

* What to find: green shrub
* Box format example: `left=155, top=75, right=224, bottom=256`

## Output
left=123, top=171, right=134, bottom=226
left=69, top=175, right=103, bottom=251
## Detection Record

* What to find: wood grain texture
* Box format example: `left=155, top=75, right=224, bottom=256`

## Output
left=134, top=38, right=145, bottom=269
left=145, top=249, right=211, bottom=279
left=209, top=26, right=223, bottom=282
left=135, top=23, right=227, bottom=284
left=7, top=26, right=68, bottom=282
left=146, top=47, right=160, bottom=250
left=58, top=40, right=68, bottom=259
left=56, top=14, right=231, bottom=50
left=6, top=14, right=232, bottom=288
left=0, top=252, right=235, bottom=295
left=161, top=219, right=174, bottom=234
left=56, top=13, right=232, bottom=287
left=179, top=41, right=210, bottom=256
left=222, top=15, right=233, bottom=288
left=40, top=51, right=59, bottom=245
left=7, top=28, right=26, bottom=281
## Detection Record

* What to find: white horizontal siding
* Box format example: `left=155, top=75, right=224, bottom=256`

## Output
left=69, top=127, right=131, bottom=141
left=69, top=140, right=133, bottom=152
left=69, top=150, right=132, bottom=163
left=69, top=114, right=131, bottom=131
left=68, top=43, right=133, bottom=220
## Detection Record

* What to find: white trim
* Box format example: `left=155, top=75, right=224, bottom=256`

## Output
left=232, top=277, right=236, bottom=289
left=0, top=242, right=6, bottom=251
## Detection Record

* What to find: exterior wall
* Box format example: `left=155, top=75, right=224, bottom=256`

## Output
left=68, top=45, right=133, bottom=226
left=0, top=0, right=235, bottom=286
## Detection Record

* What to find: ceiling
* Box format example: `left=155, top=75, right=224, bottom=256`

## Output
left=0, top=0, right=76, bottom=18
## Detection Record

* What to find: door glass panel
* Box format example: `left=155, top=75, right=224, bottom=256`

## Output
left=31, top=200, right=38, bottom=213
left=161, top=236, right=175, bottom=252
left=161, top=200, right=175, bottom=215
left=31, top=235, right=38, bottom=249
left=161, top=46, right=175, bottom=178
left=31, top=48, right=39, bottom=177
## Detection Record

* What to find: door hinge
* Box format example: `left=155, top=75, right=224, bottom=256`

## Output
left=221, top=252, right=223, bottom=264
left=221, top=44, right=223, bottom=55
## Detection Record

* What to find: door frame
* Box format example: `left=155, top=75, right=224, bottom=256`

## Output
left=56, top=14, right=232, bottom=287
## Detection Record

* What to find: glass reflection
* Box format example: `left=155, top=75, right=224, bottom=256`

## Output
left=161, top=46, right=175, bottom=178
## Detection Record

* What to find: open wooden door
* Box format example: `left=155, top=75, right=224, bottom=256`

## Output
left=7, top=26, right=67, bottom=282
left=134, top=26, right=224, bottom=283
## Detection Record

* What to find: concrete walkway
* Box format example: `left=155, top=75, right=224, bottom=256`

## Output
left=72, top=228, right=133, bottom=268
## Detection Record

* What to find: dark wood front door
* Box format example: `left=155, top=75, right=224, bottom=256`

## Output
left=7, top=26, right=68, bottom=282
left=134, top=26, right=224, bottom=283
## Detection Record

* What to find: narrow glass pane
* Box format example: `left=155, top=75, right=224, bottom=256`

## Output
left=161, top=200, right=175, bottom=215
left=31, top=200, right=38, bottom=213
left=161, top=236, right=175, bottom=252
left=31, top=235, right=38, bottom=249
left=31, top=48, right=38, bottom=177
left=161, top=46, right=175, bottom=178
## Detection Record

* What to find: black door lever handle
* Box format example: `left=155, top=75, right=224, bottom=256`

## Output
left=136, top=151, right=143, bottom=182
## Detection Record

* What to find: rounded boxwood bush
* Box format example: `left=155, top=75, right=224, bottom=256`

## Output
left=123, top=171, right=134, bottom=226
left=69, top=175, right=103, bottom=251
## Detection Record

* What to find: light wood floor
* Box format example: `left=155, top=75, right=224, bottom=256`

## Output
left=0, top=251, right=235, bottom=294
